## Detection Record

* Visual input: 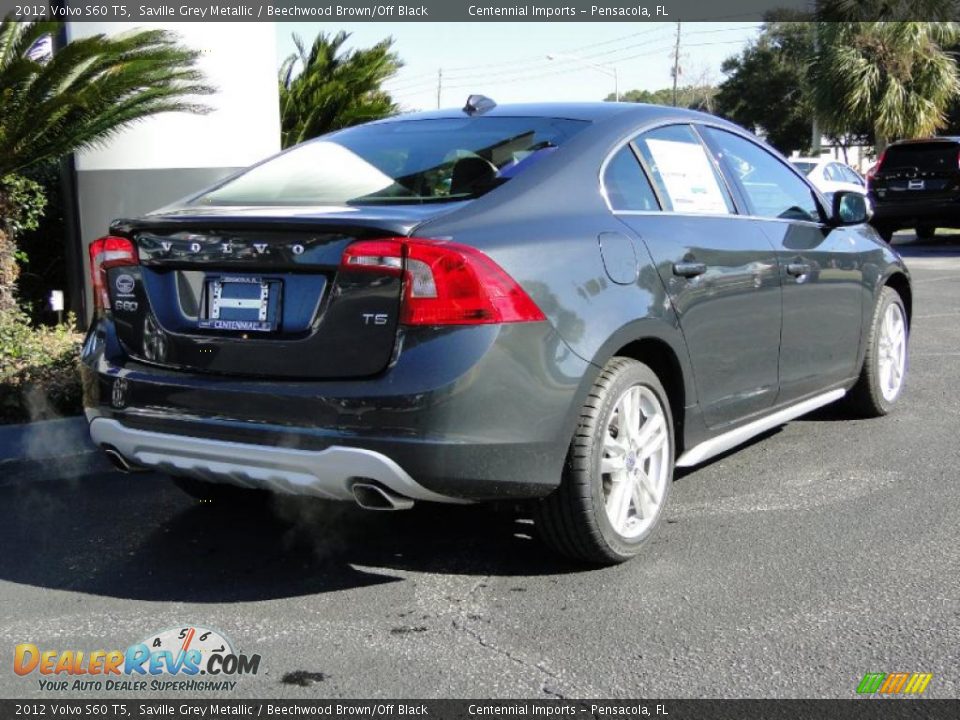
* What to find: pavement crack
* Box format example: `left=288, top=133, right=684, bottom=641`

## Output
left=451, top=616, right=570, bottom=698
left=463, top=575, right=489, bottom=602
left=541, top=684, right=566, bottom=699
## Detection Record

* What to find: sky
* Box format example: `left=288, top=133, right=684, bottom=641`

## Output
left=274, top=22, right=762, bottom=112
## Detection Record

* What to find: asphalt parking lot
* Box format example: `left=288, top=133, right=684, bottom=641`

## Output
left=1, top=233, right=958, bottom=700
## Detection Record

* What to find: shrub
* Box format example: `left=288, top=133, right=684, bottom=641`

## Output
left=0, top=309, right=83, bottom=423
left=0, top=173, right=47, bottom=315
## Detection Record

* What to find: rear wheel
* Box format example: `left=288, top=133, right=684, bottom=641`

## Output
left=172, top=476, right=268, bottom=504
left=535, top=357, right=674, bottom=565
left=915, top=225, right=936, bottom=240
left=845, top=287, right=908, bottom=417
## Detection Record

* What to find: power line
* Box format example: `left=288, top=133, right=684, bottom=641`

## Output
left=385, top=24, right=683, bottom=90
left=438, top=24, right=669, bottom=73
left=387, top=25, right=760, bottom=93
left=433, top=38, right=750, bottom=95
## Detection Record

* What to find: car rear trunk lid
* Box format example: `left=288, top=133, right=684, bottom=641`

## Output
left=872, top=141, right=960, bottom=201
left=105, top=207, right=452, bottom=379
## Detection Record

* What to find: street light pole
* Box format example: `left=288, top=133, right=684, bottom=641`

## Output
left=672, top=21, right=682, bottom=107
left=546, top=53, right=619, bottom=101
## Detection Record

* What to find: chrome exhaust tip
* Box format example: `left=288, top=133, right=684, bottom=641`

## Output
left=352, top=482, right=414, bottom=511
left=102, top=446, right=146, bottom=474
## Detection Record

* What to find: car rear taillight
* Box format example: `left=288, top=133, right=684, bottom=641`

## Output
left=88, top=235, right=138, bottom=312
left=867, top=148, right=888, bottom=183
left=341, top=238, right=545, bottom=325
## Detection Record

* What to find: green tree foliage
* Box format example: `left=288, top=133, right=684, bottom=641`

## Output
left=279, top=31, right=403, bottom=148
left=0, top=18, right=211, bottom=314
left=0, top=19, right=212, bottom=177
left=604, top=85, right=717, bottom=112
left=714, top=22, right=815, bottom=156
left=0, top=175, right=45, bottom=238
left=817, top=0, right=958, bottom=21
left=809, top=21, right=960, bottom=152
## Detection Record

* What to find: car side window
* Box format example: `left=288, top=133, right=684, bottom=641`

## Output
left=603, top=146, right=660, bottom=212
left=633, top=124, right=735, bottom=215
left=703, top=127, right=822, bottom=223
left=824, top=163, right=841, bottom=181
left=841, top=165, right=865, bottom=185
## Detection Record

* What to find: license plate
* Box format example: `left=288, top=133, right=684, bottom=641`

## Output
left=908, top=179, right=925, bottom=190
left=199, top=276, right=280, bottom=332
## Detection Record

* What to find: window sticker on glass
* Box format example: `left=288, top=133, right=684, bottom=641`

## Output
left=644, top=138, right=731, bottom=215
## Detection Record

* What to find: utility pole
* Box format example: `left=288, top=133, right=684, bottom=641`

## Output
left=810, top=24, right=821, bottom=154
left=436, top=68, right=442, bottom=109
left=671, top=22, right=682, bottom=107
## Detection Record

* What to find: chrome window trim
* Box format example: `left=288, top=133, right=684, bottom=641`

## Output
left=609, top=208, right=823, bottom=227
left=598, top=117, right=829, bottom=223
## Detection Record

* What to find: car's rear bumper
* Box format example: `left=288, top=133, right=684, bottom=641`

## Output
left=80, top=318, right=592, bottom=501
left=869, top=196, right=960, bottom=227
left=89, top=415, right=465, bottom=503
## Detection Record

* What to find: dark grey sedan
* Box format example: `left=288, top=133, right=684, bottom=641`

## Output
left=81, top=100, right=911, bottom=564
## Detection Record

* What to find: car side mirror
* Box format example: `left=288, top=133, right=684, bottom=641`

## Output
left=831, top=191, right=871, bottom=225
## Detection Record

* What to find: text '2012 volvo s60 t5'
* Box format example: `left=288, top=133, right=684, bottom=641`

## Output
left=81, top=98, right=911, bottom=564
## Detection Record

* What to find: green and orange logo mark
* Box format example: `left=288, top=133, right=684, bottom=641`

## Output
left=857, top=672, right=933, bottom=695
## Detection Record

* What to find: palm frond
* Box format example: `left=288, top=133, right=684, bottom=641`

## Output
left=0, top=17, right=212, bottom=176
left=809, top=21, right=960, bottom=145
left=278, top=30, right=403, bottom=148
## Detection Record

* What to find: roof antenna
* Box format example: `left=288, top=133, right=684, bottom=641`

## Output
left=463, top=95, right=496, bottom=116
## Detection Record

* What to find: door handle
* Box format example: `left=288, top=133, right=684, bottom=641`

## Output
left=673, top=261, right=707, bottom=278
left=786, top=262, right=810, bottom=277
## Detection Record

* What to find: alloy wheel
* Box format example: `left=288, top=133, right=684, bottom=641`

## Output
left=601, top=384, right=670, bottom=539
left=877, top=302, right=907, bottom=402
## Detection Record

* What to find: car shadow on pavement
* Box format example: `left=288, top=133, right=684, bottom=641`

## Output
left=0, top=471, right=580, bottom=603
left=892, top=231, right=960, bottom=257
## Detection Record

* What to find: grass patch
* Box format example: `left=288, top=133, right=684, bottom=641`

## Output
left=0, top=309, right=84, bottom=424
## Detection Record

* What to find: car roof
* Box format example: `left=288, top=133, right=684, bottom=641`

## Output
left=369, top=101, right=712, bottom=125
left=792, top=157, right=851, bottom=166
left=889, top=136, right=960, bottom=146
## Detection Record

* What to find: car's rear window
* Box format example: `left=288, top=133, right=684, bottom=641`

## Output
left=883, top=142, right=960, bottom=172
left=194, top=117, right=589, bottom=206
left=791, top=161, right=816, bottom=176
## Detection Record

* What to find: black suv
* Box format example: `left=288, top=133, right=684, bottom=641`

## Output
left=868, top=137, right=960, bottom=241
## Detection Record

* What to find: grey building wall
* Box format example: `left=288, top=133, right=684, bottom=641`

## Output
left=76, top=167, right=238, bottom=322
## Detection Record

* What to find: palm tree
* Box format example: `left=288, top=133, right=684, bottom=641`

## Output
left=0, top=18, right=211, bottom=313
left=279, top=31, right=403, bottom=148
left=809, top=21, right=960, bottom=154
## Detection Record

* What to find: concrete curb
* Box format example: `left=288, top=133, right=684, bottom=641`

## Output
left=0, top=416, right=111, bottom=485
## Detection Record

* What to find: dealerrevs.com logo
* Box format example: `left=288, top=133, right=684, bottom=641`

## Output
left=14, top=626, right=261, bottom=692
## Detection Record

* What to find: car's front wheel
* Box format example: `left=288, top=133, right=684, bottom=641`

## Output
left=536, top=357, right=674, bottom=565
left=846, top=287, right=908, bottom=417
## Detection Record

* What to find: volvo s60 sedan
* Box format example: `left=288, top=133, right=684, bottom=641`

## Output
left=81, top=100, right=911, bottom=564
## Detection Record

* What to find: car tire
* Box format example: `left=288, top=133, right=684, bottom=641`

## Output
left=845, top=287, right=908, bottom=418
left=171, top=476, right=268, bottom=504
left=915, top=225, right=936, bottom=240
left=872, top=223, right=895, bottom=243
left=535, top=357, right=674, bottom=565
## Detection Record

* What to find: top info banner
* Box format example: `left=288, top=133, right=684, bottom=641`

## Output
left=5, top=1, right=960, bottom=22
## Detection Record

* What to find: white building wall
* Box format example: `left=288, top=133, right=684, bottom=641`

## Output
left=65, top=22, right=281, bottom=319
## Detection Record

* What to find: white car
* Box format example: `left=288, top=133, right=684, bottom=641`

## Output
left=791, top=157, right=867, bottom=197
